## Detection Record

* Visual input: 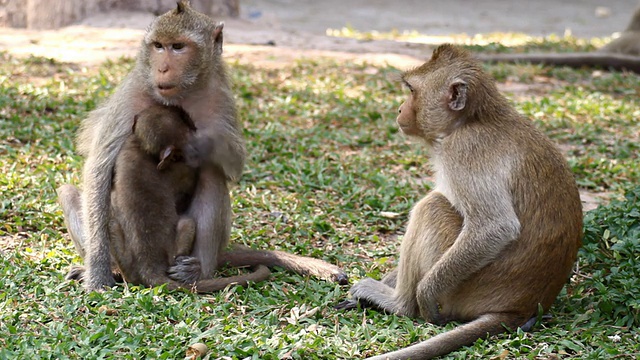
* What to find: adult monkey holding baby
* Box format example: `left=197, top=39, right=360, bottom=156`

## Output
left=58, top=1, right=347, bottom=292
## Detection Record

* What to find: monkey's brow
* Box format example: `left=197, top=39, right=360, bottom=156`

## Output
left=401, top=79, right=414, bottom=91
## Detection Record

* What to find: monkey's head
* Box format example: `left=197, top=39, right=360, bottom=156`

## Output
left=132, top=105, right=198, bottom=170
left=141, top=0, right=224, bottom=105
left=397, top=44, right=497, bottom=143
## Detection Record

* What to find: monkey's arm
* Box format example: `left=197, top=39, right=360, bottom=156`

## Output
left=195, top=111, right=246, bottom=182
left=77, top=99, right=141, bottom=291
left=81, top=152, right=118, bottom=291
left=416, top=191, right=520, bottom=322
left=183, top=166, right=232, bottom=279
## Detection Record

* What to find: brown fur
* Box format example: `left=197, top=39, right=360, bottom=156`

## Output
left=477, top=6, right=640, bottom=73
left=66, top=104, right=271, bottom=292
left=345, top=44, right=583, bottom=360
left=57, top=1, right=347, bottom=292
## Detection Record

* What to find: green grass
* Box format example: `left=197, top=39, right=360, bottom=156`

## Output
left=1, top=35, right=640, bottom=359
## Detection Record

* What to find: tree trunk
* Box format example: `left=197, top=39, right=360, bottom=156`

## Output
left=0, top=0, right=239, bottom=29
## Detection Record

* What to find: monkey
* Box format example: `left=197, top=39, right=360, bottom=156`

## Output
left=476, top=5, right=640, bottom=73
left=337, top=44, right=583, bottom=360
left=56, top=1, right=347, bottom=292
left=65, top=104, right=271, bottom=291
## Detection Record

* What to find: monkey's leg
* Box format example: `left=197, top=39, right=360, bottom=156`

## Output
left=350, top=192, right=462, bottom=319
left=409, top=192, right=462, bottom=323
left=381, top=268, right=399, bottom=288
left=185, top=168, right=231, bottom=278
left=56, top=185, right=86, bottom=259
left=175, top=216, right=196, bottom=256
left=66, top=214, right=121, bottom=283
left=169, top=217, right=201, bottom=285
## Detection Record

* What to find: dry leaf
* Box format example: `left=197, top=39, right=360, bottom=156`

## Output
left=185, top=343, right=208, bottom=359
left=97, top=305, right=118, bottom=316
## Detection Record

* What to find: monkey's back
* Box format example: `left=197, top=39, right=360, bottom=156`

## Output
left=110, top=137, right=182, bottom=285
left=441, top=117, right=583, bottom=322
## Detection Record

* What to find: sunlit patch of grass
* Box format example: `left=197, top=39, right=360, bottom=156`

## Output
left=327, top=25, right=608, bottom=51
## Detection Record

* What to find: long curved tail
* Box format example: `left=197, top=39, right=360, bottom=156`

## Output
left=366, top=313, right=524, bottom=360
left=218, top=245, right=348, bottom=285
left=477, top=52, right=640, bottom=74
left=189, top=264, right=271, bottom=293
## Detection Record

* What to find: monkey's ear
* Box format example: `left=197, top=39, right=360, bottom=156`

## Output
left=448, top=79, right=468, bottom=111
left=132, top=114, right=139, bottom=132
left=157, top=145, right=176, bottom=170
left=213, top=23, right=224, bottom=47
left=176, top=1, right=190, bottom=14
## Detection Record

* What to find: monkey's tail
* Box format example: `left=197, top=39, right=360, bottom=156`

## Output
left=190, top=264, right=271, bottom=293
left=365, top=313, right=523, bottom=360
left=477, top=52, right=640, bottom=74
left=219, top=245, right=349, bottom=285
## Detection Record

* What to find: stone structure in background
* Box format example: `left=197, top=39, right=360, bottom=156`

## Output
left=0, top=0, right=239, bottom=29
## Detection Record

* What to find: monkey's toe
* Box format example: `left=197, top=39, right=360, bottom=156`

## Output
left=168, top=256, right=202, bottom=284
left=334, top=299, right=359, bottom=311
left=520, top=314, right=552, bottom=332
left=334, top=298, right=375, bottom=311
left=65, top=265, right=86, bottom=281
left=332, top=271, right=349, bottom=285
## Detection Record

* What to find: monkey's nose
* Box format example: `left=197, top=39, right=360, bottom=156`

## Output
left=398, top=107, right=402, bottom=114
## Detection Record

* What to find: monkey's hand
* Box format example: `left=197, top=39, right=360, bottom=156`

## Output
left=194, top=129, right=245, bottom=182
left=182, top=141, right=201, bottom=169
left=416, top=284, right=444, bottom=325
left=168, top=256, right=202, bottom=285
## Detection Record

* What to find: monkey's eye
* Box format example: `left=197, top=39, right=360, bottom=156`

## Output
left=153, top=42, right=163, bottom=49
left=172, top=43, right=186, bottom=51
left=402, top=80, right=414, bottom=93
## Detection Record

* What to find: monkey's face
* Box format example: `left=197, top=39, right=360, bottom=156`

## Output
left=396, top=93, right=422, bottom=137
left=146, top=37, right=200, bottom=104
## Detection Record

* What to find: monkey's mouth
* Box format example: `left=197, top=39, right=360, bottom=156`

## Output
left=157, top=84, right=178, bottom=97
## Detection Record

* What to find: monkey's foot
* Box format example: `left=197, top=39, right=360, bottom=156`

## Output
left=65, top=265, right=86, bottom=281
left=334, top=298, right=375, bottom=311
left=331, top=270, right=349, bottom=285
left=83, top=268, right=117, bottom=292
left=84, top=280, right=116, bottom=292
left=168, top=256, right=201, bottom=285
left=520, top=314, right=552, bottom=332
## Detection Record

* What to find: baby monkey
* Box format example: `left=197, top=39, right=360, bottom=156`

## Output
left=66, top=105, right=269, bottom=290
left=110, top=104, right=200, bottom=286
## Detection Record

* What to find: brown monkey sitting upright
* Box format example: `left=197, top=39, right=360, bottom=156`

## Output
left=342, top=44, right=583, bottom=360
left=65, top=105, right=271, bottom=290
left=56, top=0, right=347, bottom=292
left=477, top=5, right=640, bottom=73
